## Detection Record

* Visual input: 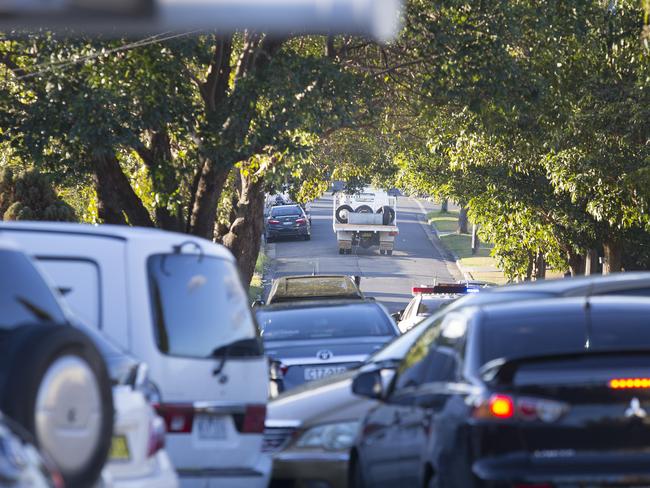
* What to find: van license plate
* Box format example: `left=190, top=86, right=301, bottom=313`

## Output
left=196, top=415, right=227, bottom=440
left=304, top=366, right=347, bottom=381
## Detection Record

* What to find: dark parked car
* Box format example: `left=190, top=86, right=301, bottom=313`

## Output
left=264, top=274, right=364, bottom=305
left=265, top=204, right=311, bottom=242
left=351, top=297, right=650, bottom=487
left=256, top=300, right=399, bottom=393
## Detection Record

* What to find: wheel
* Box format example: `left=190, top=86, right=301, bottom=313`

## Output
left=0, top=324, right=114, bottom=487
left=335, top=205, right=354, bottom=223
left=355, top=205, right=373, bottom=214
left=387, top=250, right=393, bottom=256
left=346, top=248, right=353, bottom=255
left=339, top=248, right=345, bottom=255
left=304, top=234, right=311, bottom=241
left=377, top=205, right=396, bottom=225
left=266, top=235, right=274, bottom=243
left=380, top=249, right=386, bottom=255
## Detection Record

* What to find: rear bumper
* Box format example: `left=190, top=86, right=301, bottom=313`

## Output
left=178, top=455, right=272, bottom=488
left=271, top=450, right=349, bottom=488
left=109, top=451, right=178, bottom=488
left=474, top=452, right=650, bottom=485
left=267, top=227, right=309, bottom=238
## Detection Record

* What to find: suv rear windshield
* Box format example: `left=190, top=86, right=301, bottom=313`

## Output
left=0, top=249, right=66, bottom=328
left=271, top=206, right=302, bottom=217
left=256, top=303, right=396, bottom=340
left=147, top=254, right=260, bottom=358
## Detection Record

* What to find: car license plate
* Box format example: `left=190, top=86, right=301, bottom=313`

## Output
left=109, top=435, right=130, bottom=461
left=195, top=415, right=228, bottom=440
left=304, top=366, right=347, bottom=381
left=283, top=222, right=292, bottom=225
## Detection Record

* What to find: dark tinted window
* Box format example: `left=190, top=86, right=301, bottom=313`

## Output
left=271, top=206, right=303, bottom=217
left=148, top=254, right=258, bottom=358
left=0, top=249, right=67, bottom=328
left=480, top=311, right=587, bottom=366
left=256, top=304, right=396, bottom=340
left=591, top=308, right=650, bottom=351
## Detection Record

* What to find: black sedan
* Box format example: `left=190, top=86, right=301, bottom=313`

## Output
left=351, top=296, right=650, bottom=487
left=256, top=299, right=399, bottom=392
left=265, top=204, right=311, bottom=242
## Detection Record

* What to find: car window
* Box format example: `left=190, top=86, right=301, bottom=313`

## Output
left=271, top=206, right=302, bottom=217
left=147, top=254, right=259, bottom=358
left=418, top=298, right=452, bottom=315
left=37, top=259, right=101, bottom=329
left=0, top=249, right=67, bottom=328
left=256, top=304, right=396, bottom=340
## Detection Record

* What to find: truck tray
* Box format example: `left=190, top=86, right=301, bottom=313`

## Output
left=333, top=223, right=399, bottom=233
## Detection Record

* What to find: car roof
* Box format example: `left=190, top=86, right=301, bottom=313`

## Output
left=268, top=275, right=363, bottom=302
left=489, top=272, right=650, bottom=296
left=475, top=295, right=650, bottom=322
left=0, top=221, right=234, bottom=260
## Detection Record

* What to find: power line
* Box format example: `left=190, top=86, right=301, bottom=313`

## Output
left=10, top=29, right=203, bottom=81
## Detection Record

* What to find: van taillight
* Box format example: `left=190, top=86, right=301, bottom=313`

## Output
left=147, top=416, right=166, bottom=456
left=242, top=405, right=267, bottom=434
left=154, top=403, right=194, bottom=433
left=473, top=394, right=567, bottom=423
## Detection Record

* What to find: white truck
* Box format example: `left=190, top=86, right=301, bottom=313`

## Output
left=332, top=190, right=399, bottom=255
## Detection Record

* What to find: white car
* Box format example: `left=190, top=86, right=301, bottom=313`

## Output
left=396, top=283, right=473, bottom=332
left=2, top=222, right=271, bottom=488
left=104, top=383, right=177, bottom=488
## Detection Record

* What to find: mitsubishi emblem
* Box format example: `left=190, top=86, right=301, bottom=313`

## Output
left=625, top=398, right=647, bottom=419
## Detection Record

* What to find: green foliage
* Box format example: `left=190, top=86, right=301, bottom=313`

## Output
left=0, top=168, right=77, bottom=222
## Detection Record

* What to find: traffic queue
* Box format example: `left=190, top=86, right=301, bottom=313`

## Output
left=2, top=218, right=650, bottom=488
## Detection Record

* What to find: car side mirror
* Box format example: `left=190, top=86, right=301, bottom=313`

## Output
left=352, top=368, right=396, bottom=400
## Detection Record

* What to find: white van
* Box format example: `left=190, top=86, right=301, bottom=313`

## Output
left=0, top=222, right=271, bottom=488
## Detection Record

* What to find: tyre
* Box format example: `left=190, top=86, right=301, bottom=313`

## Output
left=304, top=234, right=311, bottom=241
left=335, top=205, right=354, bottom=223
left=0, top=324, right=114, bottom=487
left=346, top=248, right=353, bottom=255
left=349, top=458, right=366, bottom=488
left=266, top=234, right=274, bottom=243
left=355, top=205, right=373, bottom=214
left=377, top=205, right=396, bottom=225
left=387, top=250, right=393, bottom=256
left=380, top=249, right=386, bottom=255
left=339, top=248, right=345, bottom=255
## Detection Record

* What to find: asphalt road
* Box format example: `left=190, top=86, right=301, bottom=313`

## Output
left=265, top=193, right=462, bottom=313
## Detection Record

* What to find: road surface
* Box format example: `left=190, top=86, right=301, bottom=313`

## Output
left=265, top=193, right=462, bottom=312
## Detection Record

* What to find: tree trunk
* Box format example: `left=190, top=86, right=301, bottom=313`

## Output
left=457, top=206, right=469, bottom=234
left=525, top=252, right=534, bottom=281
left=585, top=248, right=600, bottom=275
left=471, top=224, right=480, bottom=255
left=221, top=170, right=266, bottom=287
left=149, top=131, right=183, bottom=231
left=603, top=239, right=623, bottom=275
left=94, top=171, right=126, bottom=225
left=567, top=251, right=585, bottom=276
left=440, top=199, right=449, bottom=213
left=188, top=161, right=231, bottom=239
left=93, top=152, right=154, bottom=227
left=534, top=252, right=546, bottom=280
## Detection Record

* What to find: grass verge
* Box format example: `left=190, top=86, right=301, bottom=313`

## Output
left=426, top=210, right=459, bottom=233
left=248, top=250, right=269, bottom=301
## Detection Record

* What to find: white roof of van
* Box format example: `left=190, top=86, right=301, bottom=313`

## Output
left=0, top=221, right=234, bottom=260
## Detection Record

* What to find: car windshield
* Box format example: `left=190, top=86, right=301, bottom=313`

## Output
left=271, top=206, right=302, bottom=217
left=257, top=304, right=395, bottom=341
left=0, top=249, right=67, bottom=328
left=147, top=254, right=258, bottom=358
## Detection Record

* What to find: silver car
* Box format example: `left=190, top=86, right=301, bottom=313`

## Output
left=256, top=299, right=400, bottom=393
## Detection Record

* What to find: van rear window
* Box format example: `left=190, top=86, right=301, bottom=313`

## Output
left=147, top=254, right=260, bottom=358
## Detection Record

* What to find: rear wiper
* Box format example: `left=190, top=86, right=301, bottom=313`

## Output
left=15, top=296, right=54, bottom=322
left=209, top=337, right=263, bottom=376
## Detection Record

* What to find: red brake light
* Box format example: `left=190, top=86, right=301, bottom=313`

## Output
left=268, top=219, right=280, bottom=224
left=147, top=415, right=166, bottom=457
left=389, top=231, right=398, bottom=236
left=412, top=286, right=436, bottom=295
left=295, top=218, right=306, bottom=224
left=154, top=403, right=194, bottom=433
left=242, top=404, right=267, bottom=434
left=489, top=394, right=514, bottom=419
left=610, top=378, right=650, bottom=389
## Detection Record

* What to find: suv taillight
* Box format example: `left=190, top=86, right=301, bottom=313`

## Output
left=154, top=403, right=194, bottom=433
left=242, top=405, right=266, bottom=434
left=295, top=218, right=306, bottom=225
left=268, top=219, right=280, bottom=224
left=473, top=394, right=568, bottom=423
